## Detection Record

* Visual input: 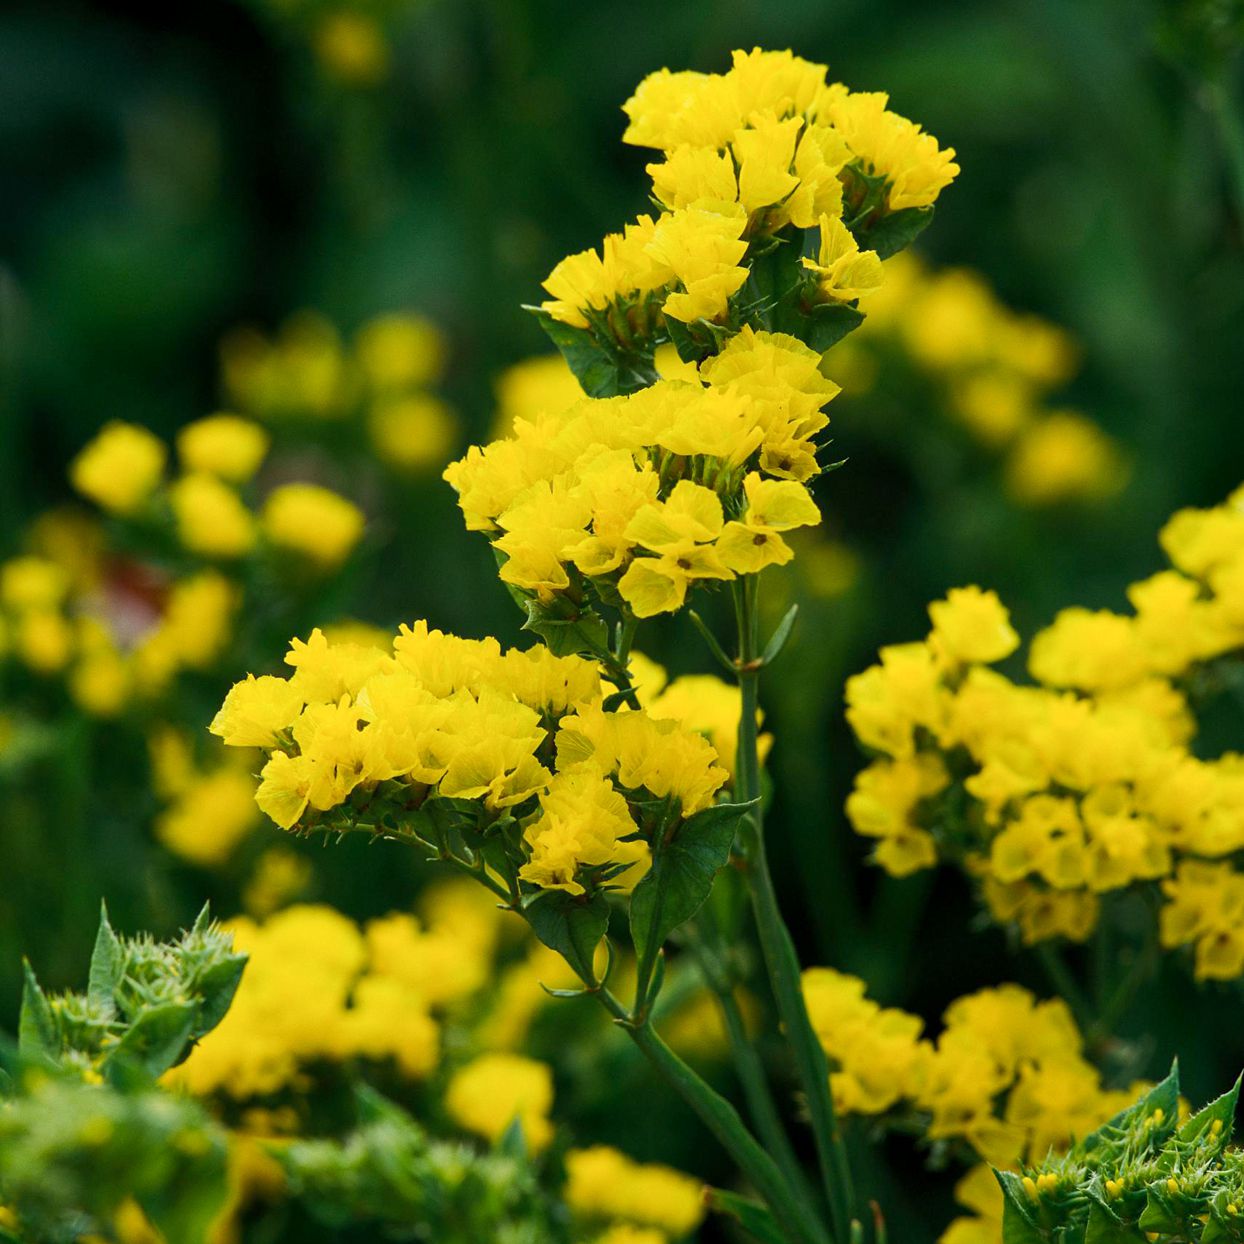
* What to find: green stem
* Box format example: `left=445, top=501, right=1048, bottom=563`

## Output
left=597, top=988, right=832, bottom=1244
left=687, top=913, right=816, bottom=1216
left=734, top=575, right=854, bottom=1243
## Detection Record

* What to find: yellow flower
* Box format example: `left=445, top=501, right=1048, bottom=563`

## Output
left=928, top=586, right=1019, bottom=666
left=821, top=87, right=959, bottom=211
left=169, top=473, right=257, bottom=558
left=1006, top=412, right=1126, bottom=506
left=211, top=674, right=306, bottom=748
left=176, top=414, right=269, bottom=483
left=645, top=201, right=749, bottom=323
left=519, top=767, right=644, bottom=895
left=254, top=751, right=314, bottom=830
left=368, top=394, right=457, bottom=470
left=716, top=474, right=821, bottom=574
left=155, top=768, right=261, bottom=868
left=444, top=1053, right=554, bottom=1150
left=70, top=421, right=166, bottom=515
left=0, top=556, right=71, bottom=612
left=261, top=483, right=364, bottom=568
left=354, top=313, right=444, bottom=390
left=801, top=214, right=884, bottom=303
left=565, top=1146, right=704, bottom=1235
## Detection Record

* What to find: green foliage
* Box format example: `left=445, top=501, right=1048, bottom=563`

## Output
left=998, top=1064, right=1244, bottom=1244
left=629, top=800, right=754, bottom=989
left=280, top=1088, right=569, bottom=1244
left=0, top=1076, right=228, bottom=1244
left=16, top=903, right=245, bottom=1083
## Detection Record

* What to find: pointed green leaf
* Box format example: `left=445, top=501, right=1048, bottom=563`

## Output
left=761, top=604, right=799, bottom=667
left=521, top=598, right=610, bottom=660
left=799, top=301, right=865, bottom=352
left=687, top=610, right=735, bottom=674
left=103, top=1001, right=197, bottom=1081
left=528, top=307, right=656, bottom=397
left=17, top=959, right=58, bottom=1061
left=704, top=1187, right=786, bottom=1244
left=523, top=890, right=609, bottom=984
left=1077, top=1062, right=1179, bottom=1160
left=995, top=1171, right=1044, bottom=1244
left=629, top=801, right=752, bottom=974
left=192, top=953, right=248, bottom=1037
left=1085, top=1200, right=1145, bottom=1244
left=850, top=206, right=934, bottom=260
left=1177, top=1072, right=1241, bottom=1148
left=88, top=901, right=124, bottom=1007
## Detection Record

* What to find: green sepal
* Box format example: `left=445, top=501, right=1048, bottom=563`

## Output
left=17, top=959, right=58, bottom=1063
left=629, top=801, right=753, bottom=983
left=87, top=901, right=124, bottom=1011
left=523, top=889, right=610, bottom=984
left=851, top=205, right=934, bottom=259
left=102, top=1000, right=197, bottom=1081
left=527, top=306, right=657, bottom=397
left=704, top=1186, right=787, bottom=1244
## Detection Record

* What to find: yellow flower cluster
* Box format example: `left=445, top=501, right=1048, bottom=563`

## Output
left=802, top=970, right=1144, bottom=1241
left=212, top=623, right=728, bottom=898
left=0, top=545, right=237, bottom=715
left=845, top=486, right=1244, bottom=960
left=543, top=49, right=955, bottom=336
left=168, top=889, right=503, bottom=1098
left=838, top=253, right=1126, bottom=506
left=220, top=309, right=457, bottom=472
left=69, top=415, right=366, bottom=569
left=565, top=1145, right=705, bottom=1241
left=446, top=328, right=829, bottom=618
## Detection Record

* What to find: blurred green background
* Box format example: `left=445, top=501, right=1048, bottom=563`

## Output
left=2, top=0, right=1242, bottom=1235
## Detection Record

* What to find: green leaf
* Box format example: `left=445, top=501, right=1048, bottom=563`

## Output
left=704, top=1187, right=787, bottom=1244
left=798, top=301, right=865, bottom=352
left=629, top=801, right=752, bottom=978
left=139, top=1137, right=230, bottom=1244
left=17, top=959, right=58, bottom=1062
left=1137, top=1188, right=1181, bottom=1234
left=523, top=890, right=609, bottom=983
left=1085, top=1201, right=1145, bottom=1244
left=761, top=604, right=799, bottom=667
left=528, top=307, right=656, bottom=397
left=103, top=1000, right=197, bottom=1080
left=521, top=597, right=610, bottom=660
left=688, top=609, right=735, bottom=674
left=851, top=206, right=934, bottom=260
left=191, top=953, right=247, bottom=1038
left=1177, top=1072, right=1241, bottom=1148
left=88, top=901, right=124, bottom=1008
left=995, top=1171, right=1044, bottom=1244
left=1077, top=1062, right=1180, bottom=1160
